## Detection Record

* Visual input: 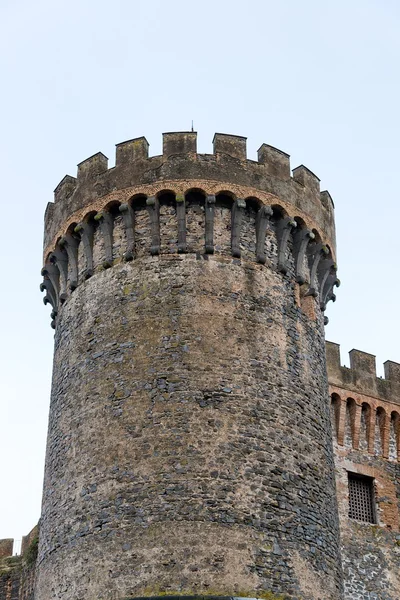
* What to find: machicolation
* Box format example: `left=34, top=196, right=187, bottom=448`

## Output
left=41, top=132, right=339, bottom=330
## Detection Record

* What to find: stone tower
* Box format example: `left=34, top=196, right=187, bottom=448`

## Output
left=38, top=132, right=342, bottom=600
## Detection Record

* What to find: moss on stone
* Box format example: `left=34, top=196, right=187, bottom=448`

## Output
left=24, top=536, right=39, bottom=566
left=0, top=555, right=22, bottom=575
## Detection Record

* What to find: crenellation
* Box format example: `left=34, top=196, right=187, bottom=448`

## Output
left=0, top=540, right=13, bottom=559
left=53, top=175, right=77, bottom=203
left=326, top=341, right=400, bottom=405
left=292, top=164, right=321, bottom=192
left=320, top=189, right=334, bottom=210
left=43, top=133, right=336, bottom=254
left=115, top=136, right=149, bottom=165
left=163, top=131, right=197, bottom=157
left=212, top=132, right=247, bottom=160
left=77, top=151, right=108, bottom=181
left=384, top=359, right=400, bottom=384
left=257, top=143, right=291, bottom=179
left=349, top=349, right=377, bottom=389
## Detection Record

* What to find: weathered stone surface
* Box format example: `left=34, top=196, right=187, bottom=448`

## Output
left=36, top=133, right=342, bottom=600
left=328, top=344, right=400, bottom=599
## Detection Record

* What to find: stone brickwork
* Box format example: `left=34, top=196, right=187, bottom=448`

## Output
left=327, top=342, right=400, bottom=599
left=0, top=528, right=38, bottom=600
left=35, top=132, right=343, bottom=600
left=0, top=543, right=13, bottom=561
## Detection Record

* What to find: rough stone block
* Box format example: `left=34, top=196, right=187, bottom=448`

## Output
left=292, top=165, right=320, bottom=193
left=213, top=133, right=247, bottom=160
left=257, top=143, right=290, bottom=178
left=0, top=539, right=13, bottom=558
left=77, top=152, right=108, bottom=180
left=163, top=131, right=197, bottom=157
left=116, top=136, right=149, bottom=165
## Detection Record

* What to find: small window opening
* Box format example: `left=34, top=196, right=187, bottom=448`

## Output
left=348, top=472, right=376, bottom=524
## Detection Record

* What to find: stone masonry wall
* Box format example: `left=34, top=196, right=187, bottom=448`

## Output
left=36, top=133, right=342, bottom=600
left=327, top=343, right=400, bottom=600
left=0, top=527, right=38, bottom=600
left=37, top=255, right=341, bottom=600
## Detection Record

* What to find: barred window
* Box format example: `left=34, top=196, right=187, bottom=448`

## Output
left=348, top=472, right=376, bottom=524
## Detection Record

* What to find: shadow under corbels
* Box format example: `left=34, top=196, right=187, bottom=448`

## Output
left=41, top=190, right=339, bottom=329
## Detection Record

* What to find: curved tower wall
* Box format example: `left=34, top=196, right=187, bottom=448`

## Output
left=37, top=132, right=342, bottom=600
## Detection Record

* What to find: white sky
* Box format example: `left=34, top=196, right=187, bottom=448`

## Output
left=0, top=0, right=399, bottom=544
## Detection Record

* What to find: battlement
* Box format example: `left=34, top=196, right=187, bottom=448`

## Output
left=326, top=341, right=400, bottom=404
left=45, top=131, right=335, bottom=252
left=0, top=539, right=13, bottom=559
left=0, top=524, right=38, bottom=561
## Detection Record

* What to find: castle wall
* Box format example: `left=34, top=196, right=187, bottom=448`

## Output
left=327, top=343, right=400, bottom=600
left=38, top=256, right=341, bottom=600
left=36, top=134, right=343, bottom=600
left=0, top=528, right=38, bottom=600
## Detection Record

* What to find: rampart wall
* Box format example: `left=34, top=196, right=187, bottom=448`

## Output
left=0, top=525, right=38, bottom=600
left=327, top=342, right=400, bottom=600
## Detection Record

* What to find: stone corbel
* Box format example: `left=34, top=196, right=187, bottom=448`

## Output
left=60, top=233, right=79, bottom=290
left=275, top=216, right=297, bottom=274
left=293, top=228, right=315, bottom=284
left=41, top=262, right=60, bottom=307
left=255, top=205, right=273, bottom=264
left=146, top=196, right=160, bottom=255
left=75, top=221, right=94, bottom=279
left=320, top=269, right=340, bottom=311
left=40, top=274, right=57, bottom=329
left=176, top=194, right=186, bottom=253
left=231, top=198, right=246, bottom=258
left=119, top=203, right=135, bottom=261
left=95, top=210, right=114, bottom=268
left=50, top=247, right=68, bottom=303
left=40, top=272, right=58, bottom=319
left=305, top=243, right=329, bottom=297
left=205, top=195, right=216, bottom=254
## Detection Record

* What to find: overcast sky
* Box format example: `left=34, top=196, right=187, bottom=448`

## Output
left=1, top=0, right=399, bottom=546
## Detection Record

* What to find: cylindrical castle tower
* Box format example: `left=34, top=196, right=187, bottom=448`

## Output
left=38, top=132, right=342, bottom=600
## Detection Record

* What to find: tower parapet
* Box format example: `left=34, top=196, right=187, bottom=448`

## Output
left=37, top=132, right=343, bottom=600
left=326, top=342, right=400, bottom=403
left=45, top=132, right=335, bottom=251
left=42, top=132, right=338, bottom=329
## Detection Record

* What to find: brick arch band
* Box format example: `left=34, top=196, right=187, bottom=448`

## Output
left=41, top=183, right=339, bottom=329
